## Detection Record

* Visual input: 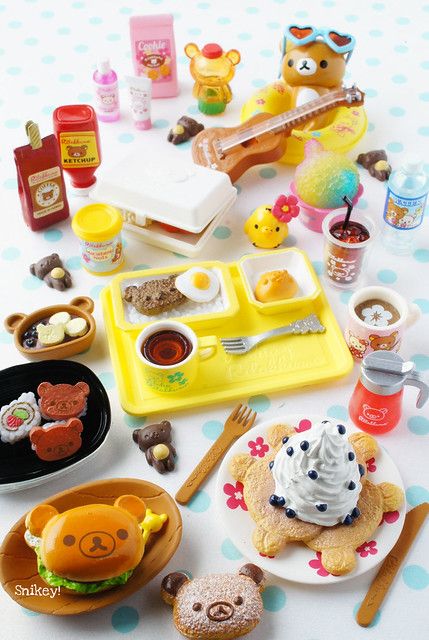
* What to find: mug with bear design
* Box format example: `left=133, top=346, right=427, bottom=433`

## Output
left=345, top=286, right=421, bottom=361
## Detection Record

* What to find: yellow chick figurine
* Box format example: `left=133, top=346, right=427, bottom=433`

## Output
left=244, top=194, right=300, bottom=249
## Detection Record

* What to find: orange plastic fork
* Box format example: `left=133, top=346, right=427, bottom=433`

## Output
left=175, top=404, right=257, bottom=505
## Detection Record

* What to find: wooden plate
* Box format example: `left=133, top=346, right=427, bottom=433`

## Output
left=0, top=478, right=182, bottom=615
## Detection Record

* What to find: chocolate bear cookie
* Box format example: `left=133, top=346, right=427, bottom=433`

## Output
left=30, top=253, right=72, bottom=291
left=133, top=420, right=176, bottom=473
left=356, top=150, right=392, bottom=182
left=161, top=564, right=265, bottom=640
left=123, top=275, right=186, bottom=315
left=37, top=381, right=90, bottom=421
left=167, top=116, right=204, bottom=145
left=30, top=417, right=83, bottom=461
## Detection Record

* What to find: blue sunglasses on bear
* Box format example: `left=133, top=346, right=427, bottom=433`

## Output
left=282, top=25, right=355, bottom=62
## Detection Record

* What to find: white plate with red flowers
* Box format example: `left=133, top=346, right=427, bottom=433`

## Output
left=216, top=414, right=405, bottom=584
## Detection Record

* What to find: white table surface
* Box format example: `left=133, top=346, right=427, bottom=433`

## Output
left=1, top=0, right=428, bottom=639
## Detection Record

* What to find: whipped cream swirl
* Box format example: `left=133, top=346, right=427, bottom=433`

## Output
left=270, top=420, right=362, bottom=526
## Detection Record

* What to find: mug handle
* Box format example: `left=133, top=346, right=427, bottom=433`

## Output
left=406, top=303, right=421, bottom=328
left=198, top=335, right=218, bottom=361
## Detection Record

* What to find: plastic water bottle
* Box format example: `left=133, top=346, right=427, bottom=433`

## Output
left=382, top=157, right=428, bottom=255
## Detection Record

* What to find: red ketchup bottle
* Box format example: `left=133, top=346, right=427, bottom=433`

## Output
left=52, top=105, right=101, bottom=194
left=349, top=351, right=429, bottom=435
left=14, top=121, right=69, bottom=231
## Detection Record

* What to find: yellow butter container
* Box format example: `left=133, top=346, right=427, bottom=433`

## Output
left=72, top=203, right=123, bottom=275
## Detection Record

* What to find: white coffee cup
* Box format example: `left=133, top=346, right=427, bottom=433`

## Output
left=345, top=286, right=421, bottom=360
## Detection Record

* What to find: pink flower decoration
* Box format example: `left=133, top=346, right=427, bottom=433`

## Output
left=356, top=540, right=378, bottom=558
left=223, top=481, right=248, bottom=511
left=295, top=419, right=312, bottom=433
left=256, top=98, right=266, bottom=105
left=366, top=457, right=377, bottom=473
left=273, top=82, right=286, bottom=94
left=381, top=510, right=400, bottom=525
left=308, top=552, right=330, bottom=577
left=248, top=436, right=269, bottom=458
left=272, top=194, right=300, bottom=223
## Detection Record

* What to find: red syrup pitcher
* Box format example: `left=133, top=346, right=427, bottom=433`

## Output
left=349, top=351, right=429, bottom=434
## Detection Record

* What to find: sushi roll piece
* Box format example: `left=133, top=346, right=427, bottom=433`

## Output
left=0, top=392, right=41, bottom=444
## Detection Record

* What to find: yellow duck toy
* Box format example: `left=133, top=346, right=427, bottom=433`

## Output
left=244, top=194, right=300, bottom=249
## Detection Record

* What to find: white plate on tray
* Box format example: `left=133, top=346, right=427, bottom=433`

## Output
left=216, top=414, right=405, bottom=584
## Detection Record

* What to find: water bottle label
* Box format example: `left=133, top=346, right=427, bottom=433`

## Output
left=383, top=188, right=428, bottom=230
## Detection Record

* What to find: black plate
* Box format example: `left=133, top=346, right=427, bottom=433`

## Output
left=0, top=360, right=111, bottom=486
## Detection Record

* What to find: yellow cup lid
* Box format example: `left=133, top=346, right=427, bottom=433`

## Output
left=72, top=203, right=122, bottom=242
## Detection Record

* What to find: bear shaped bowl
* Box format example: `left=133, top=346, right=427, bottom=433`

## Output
left=0, top=478, right=182, bottom=615
left=4, top=296, right=96, bottom=361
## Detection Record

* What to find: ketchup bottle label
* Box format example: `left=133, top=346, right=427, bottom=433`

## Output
left=28, top=166, right=65, bottom=219
left=58, top=131, right=100, bottom=168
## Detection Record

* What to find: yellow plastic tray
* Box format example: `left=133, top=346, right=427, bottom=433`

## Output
left=101, top=250, right=353, bottom=415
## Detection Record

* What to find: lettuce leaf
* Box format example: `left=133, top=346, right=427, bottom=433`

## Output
left=35, top=549, right=134, bottom=594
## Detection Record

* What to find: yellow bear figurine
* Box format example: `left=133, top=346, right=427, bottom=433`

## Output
left=184, top=42, right=241, bottom=115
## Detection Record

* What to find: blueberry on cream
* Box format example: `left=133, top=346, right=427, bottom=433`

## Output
left=269, top=420, right=362, bottom=526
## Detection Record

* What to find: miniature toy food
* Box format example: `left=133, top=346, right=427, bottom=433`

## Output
left=30, top=253, right=72, bottom=291
left=21, top=313, right=89, bottom=351
left=37, top=381, right=90, bottom=421
left=161, top=564, right=265, bottom=640
left=295, top=140, right=360, bottom=209
left=229, top=420, right=404, bottom=575
left=255, top=270, right=298, bottom=302
left=30, top=418, right=83, bottom=461
left=64, top=317, right=88, bottom=338
left=37, top=323, right=65, bottom=346
left=357, top=150, right=391, bottom=182
left=124, top=275, right=186, bottom=315
left=133, top=420, right=176, bottom=474
left=0, top=392, right=41, bottom=444
left=175, top=267, right=220, bottom=303
left=167, top=115, right=204, bottom=144
left=49, top=311, right=71, bottom=325
left=24, top=495, right=167, bottom=593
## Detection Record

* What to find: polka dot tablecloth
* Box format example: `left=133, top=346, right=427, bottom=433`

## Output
left=1, top=1, right=428, bottom=639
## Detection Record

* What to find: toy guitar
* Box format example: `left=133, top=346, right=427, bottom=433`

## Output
left=192, top=85, right=364, bottom=182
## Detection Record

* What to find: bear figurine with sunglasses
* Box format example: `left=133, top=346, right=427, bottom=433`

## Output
left=242, top=25, right=355, bottom=135
left=281, top=25, right=355, bottom=131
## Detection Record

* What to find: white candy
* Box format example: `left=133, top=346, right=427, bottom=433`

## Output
left=37, top=323, right=65, bottom=346
left=49, top=311, right=71, bottom=325
left=65, top=317, right=88, bottom=338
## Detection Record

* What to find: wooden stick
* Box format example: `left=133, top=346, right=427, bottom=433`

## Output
left=175, top=432, right=234, bottom=505
left=25, top=121, right=42, bottom=150
left=356, top=502, right=429, bottom=627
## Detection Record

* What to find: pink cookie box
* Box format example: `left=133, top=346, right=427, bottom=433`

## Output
left=290, top=182, right=364, bottom=233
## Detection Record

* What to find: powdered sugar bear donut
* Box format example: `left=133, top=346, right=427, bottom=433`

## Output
left=161, top=564, right=265, bottom=640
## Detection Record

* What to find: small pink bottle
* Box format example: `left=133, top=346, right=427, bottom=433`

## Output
left=93, top=59, right=120, bottom=122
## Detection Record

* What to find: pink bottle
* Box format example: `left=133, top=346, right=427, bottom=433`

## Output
left=129, top=14, right=178, bottom=98
left=93, top=59, right=120, bottom=122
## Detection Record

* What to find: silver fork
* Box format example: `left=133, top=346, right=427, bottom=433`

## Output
left=221, top=314, right=326, bottom=355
